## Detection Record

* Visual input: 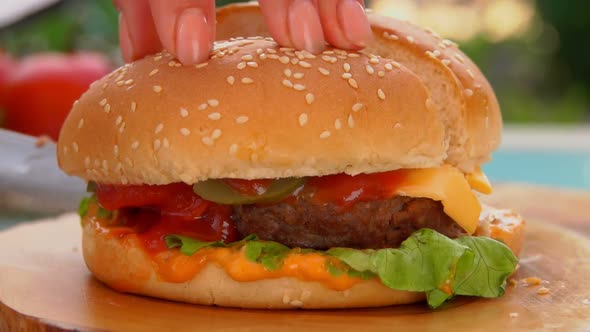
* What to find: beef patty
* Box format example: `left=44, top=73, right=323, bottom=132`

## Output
left=234, top=196, right=465, bottom=250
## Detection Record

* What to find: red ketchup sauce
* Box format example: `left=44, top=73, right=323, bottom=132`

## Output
left=95, top=183, right=237, bottom=255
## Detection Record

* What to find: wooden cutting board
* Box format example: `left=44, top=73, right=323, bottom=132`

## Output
left=1, top=184, right=589, bottom=332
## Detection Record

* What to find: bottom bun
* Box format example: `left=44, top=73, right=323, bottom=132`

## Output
left=82, top=205, right=524, bottom=309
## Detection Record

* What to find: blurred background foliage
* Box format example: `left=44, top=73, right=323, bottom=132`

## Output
left=0, top=0, right=588, bottom=124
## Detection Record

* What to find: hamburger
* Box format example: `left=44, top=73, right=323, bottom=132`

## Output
left=57, top=11, right=525, bottom=309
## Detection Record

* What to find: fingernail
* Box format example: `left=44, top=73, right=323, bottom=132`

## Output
left=119, top=13, right=134, bottom=62
left=288, top=0, right=325, bottom=53
left=338, top=0, right=373, bottom=48
left=176, top=8, right=210, bottom=65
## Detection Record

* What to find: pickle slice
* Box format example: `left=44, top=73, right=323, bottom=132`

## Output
left=193, top=178, right=306, bottom=205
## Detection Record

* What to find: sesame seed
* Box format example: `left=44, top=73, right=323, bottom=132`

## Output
left=444, top=39, right=457, bottom=47
left=72, top=142, right=79, bottom=153
left=131, top=101, right=137, bottom=112
left=103, top=104, right=111, bottom=113
left=348, top=53, right=360, bottom=58
left=226, top=76, right=235, bottom=85
left=163, top=138, right=170, bottom=149
left=63, top=146, right=68, bottom=155
left=391, top=61, right=401, bottom=68
left=343, top=63, right=351, bottom=72
left=94, top=159, right=100, bottom=167
left=124, top=79, right=134, bottom=86
left=114, top=145, right=119, bottom=157
left=442, top=59, right=451, bottom=66
left=149, top=69, right=159, bottom=76
left=280, top=47, right=294, bottom=52
left=211, top=129, right=222, bottom=139
left=454, top=53, right=465, bottom=63
left=330, top=57, right=337, bottom=64
left=208, top=99, right=219, bottom=107
left=195, top=62, right=208, bottom=69
left=433, top=50, right=441, bottom=57
left=84, top=157, right=90, bottom=167
left=318, top=67, right=330, bottom=76
left=154, top=123, right=164, bottom=134
left=320, top=131, right=331, bottom=139
left=305, top=93, right=315, bottom=105
left=78, top=118, right=84, bottom=129
left=180, top=108, right=189, bottom=118
left=259, top=53, right=267, bottom=60
left=377, top=88, right=386, bottom=100
left=180, top=128, right=191, bottom=136
left=465, top=89, right=474, bottom=97
left=322, top=50, right=334, bottom=55
left=378, top=71, right=385, bottom=77
left=537, top=287, right=550, bottom=295
left=198, top=103, right=208, bottom=111
left=116, top=81, right=125, bottom=86
left=241, top=77, right=254, bottom=84
left=153, top=139, right=161, bottom=150
left=115, top=115, right=123, bottom=126
left=153, top=85, right=162, bottom=93
left=102, top=160, right=108, bottom=171
left=348, top=114, right=355, bottom=128
left=241, top=54, right=253, bottom=61
left=247, top=61, right=258, bottom=68
left=352, top=103, right=363, bottom=112
left=266, top=48, right=277, bottom=54
left=284, top=69, right=292, bottom=77
left=385, top=63, right=393, bottom=71
left=256, top=48, right=263, bottom=54
left=406, top=36, right=415, bottom=44
left=279, top=56, right=290, bottom=64
left=298, top=113, right=308, bottom=127
left=293, top=84, right=306, bottom=91
left=466, top=69, right=475, bottom=79
left=297, top=60, right=310, bottom=69
left=131, top=141, right=140, bottom=150
left=365, top=65, right=375, bottom=74
left=236, top=116, right=249, bottom=124
left=342, top=73, right=353, bottom=79
left=321, top=55, right=332, bottom=62
left=119, top=122, right=126, bottom=133
left=293, top=72, right=304, bottom=79
left=229, top=144, right=238, bottom=155
left=426, top=98, right=434, bottom=109
left=208, top=112, right=221, bottom=120
left=334, top=119, right=342, bottom=130
left=237, top=62, right=246, bottom=70
left=201, top=137, right=214, bottom=146
left=348, top=78, right=358, bottom=89
left=282, top=79, right=294, bottom=88
left=268, top=54, right=279, bottom=60
left=369, top=57, right=379, bottom=64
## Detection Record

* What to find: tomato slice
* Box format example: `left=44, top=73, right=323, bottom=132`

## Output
left=96, top=183, right=210, bottom=220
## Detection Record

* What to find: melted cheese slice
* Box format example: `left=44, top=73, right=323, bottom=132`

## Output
left=394, top=165, right=490, bottom=234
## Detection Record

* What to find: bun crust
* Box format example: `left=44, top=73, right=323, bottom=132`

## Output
left=215, top=3, right=502, bottom=172
left=82, top=205, right=524, bottom=309
left=58, top=39, right=445, bottom=184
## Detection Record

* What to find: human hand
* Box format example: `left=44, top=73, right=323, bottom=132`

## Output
left=113, top=0, right=372, bottom=65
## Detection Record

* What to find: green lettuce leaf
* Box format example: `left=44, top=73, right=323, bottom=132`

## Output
left=163, top=229, right=517, bottom=309
left=78, top=195, right=113, bottom=220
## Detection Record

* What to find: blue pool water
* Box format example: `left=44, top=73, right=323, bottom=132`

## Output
left=484, top=150, right=590, bottom=189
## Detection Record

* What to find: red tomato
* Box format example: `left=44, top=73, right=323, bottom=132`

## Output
left=2, top=52, right=111, bottom=140
left=0, top=51, right=15, bottom=108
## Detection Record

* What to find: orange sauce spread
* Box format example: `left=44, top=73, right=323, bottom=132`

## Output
left=92, top=166, right=491, bottom=290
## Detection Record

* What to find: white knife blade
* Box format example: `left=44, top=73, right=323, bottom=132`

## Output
left=0, top=129, right=85, bottom=213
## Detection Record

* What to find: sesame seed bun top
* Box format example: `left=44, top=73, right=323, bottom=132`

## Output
left=57, top=34, right=499, bottom=185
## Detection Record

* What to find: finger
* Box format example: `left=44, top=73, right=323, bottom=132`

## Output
left=148, top=0, right=215, bottom=65
left=318, top=0, right=372, bottom=50
left=288, top=0, right=326, bottom=53
left=113, top=0, right=162, bottom=62
left=258, top=0, right=293, bottom=47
